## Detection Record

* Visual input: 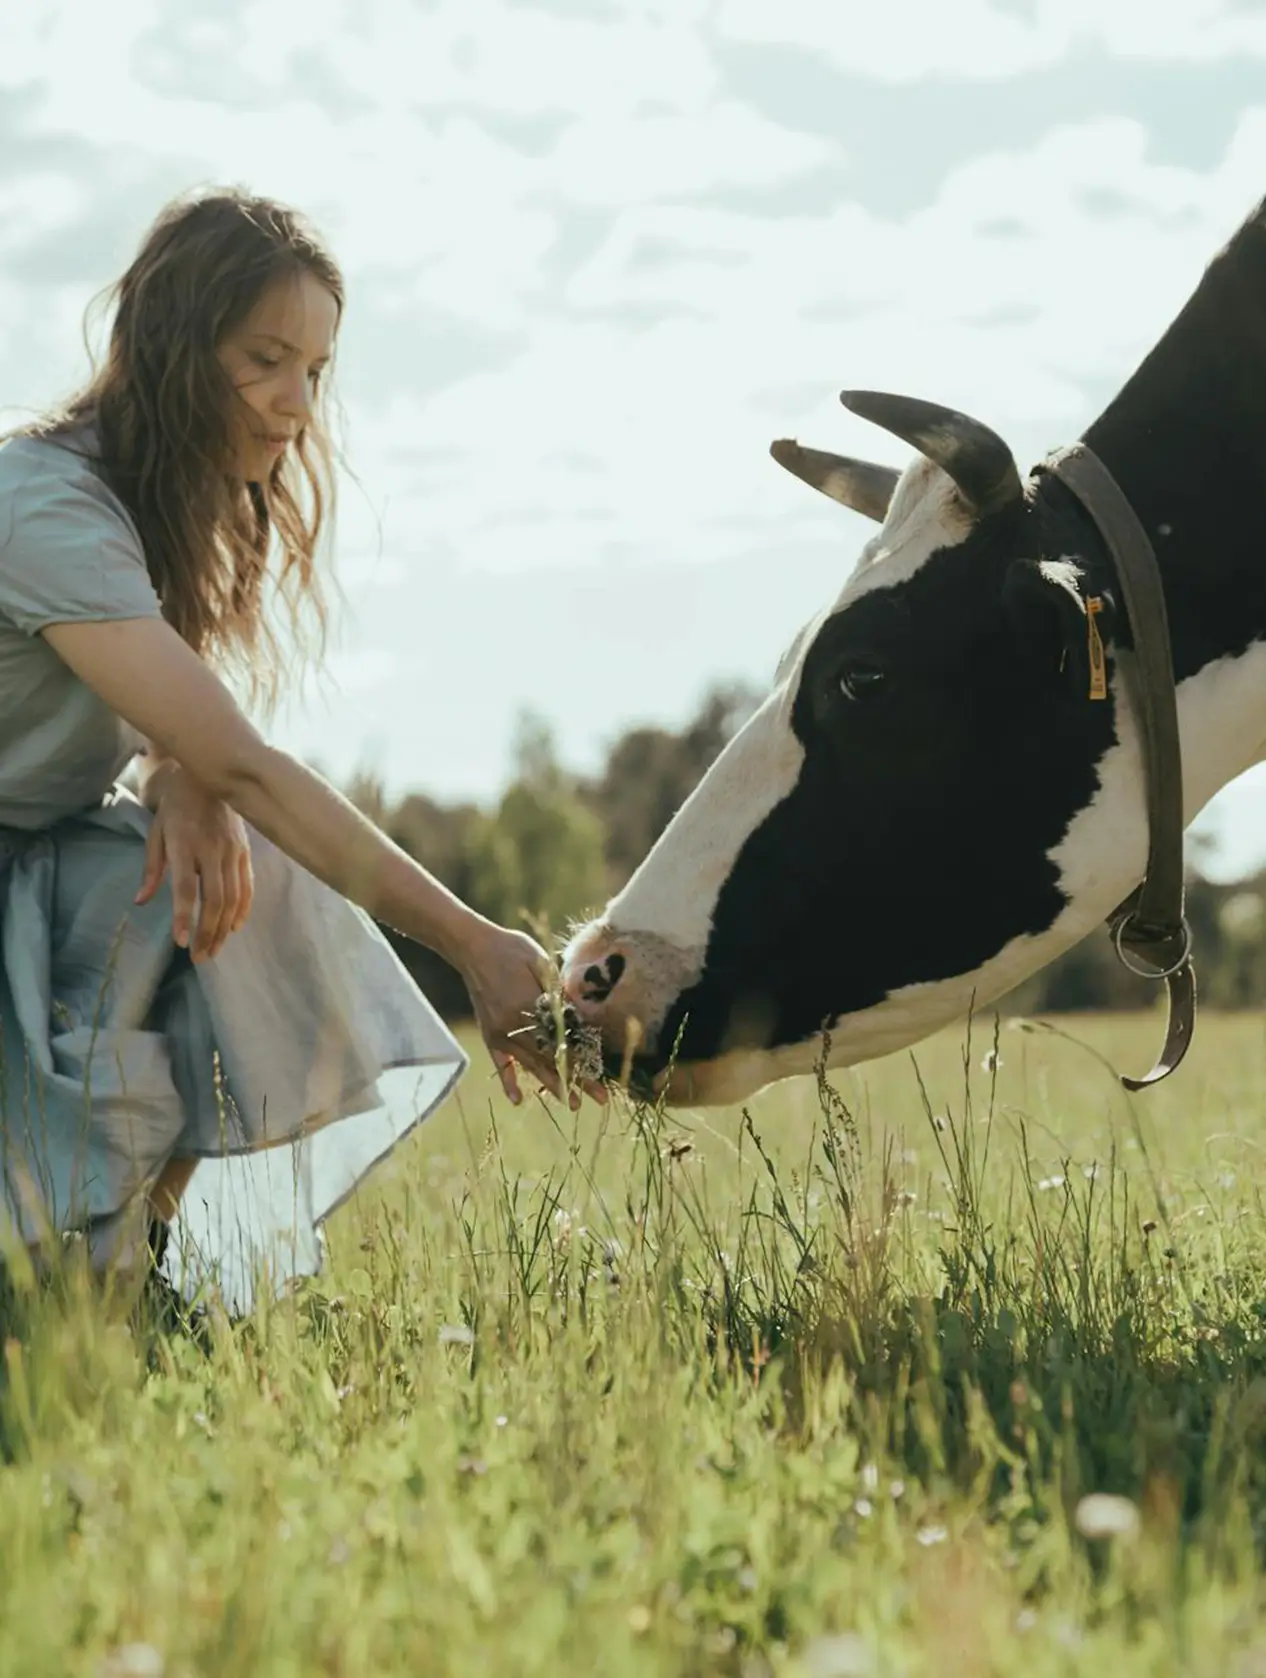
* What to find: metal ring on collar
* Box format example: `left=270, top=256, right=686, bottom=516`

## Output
left=1112, top=914, right=1192, bottom=982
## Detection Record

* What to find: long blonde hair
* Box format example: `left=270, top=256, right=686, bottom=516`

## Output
left=23, top=186, right=344, bottom=708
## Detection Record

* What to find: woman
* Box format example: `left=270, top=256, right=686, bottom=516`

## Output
left=0, top=186, right=594, bottom=1312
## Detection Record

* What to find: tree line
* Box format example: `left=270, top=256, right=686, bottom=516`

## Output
left=346, top=686, right=1266, bottom=1025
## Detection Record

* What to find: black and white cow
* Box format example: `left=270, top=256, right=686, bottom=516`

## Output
left=560, top=194, right=1266, bottom=1106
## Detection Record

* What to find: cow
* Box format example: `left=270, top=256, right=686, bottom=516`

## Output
left=556, top=193, right=1266, bottom=1108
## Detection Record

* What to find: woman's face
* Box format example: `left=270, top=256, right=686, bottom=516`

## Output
left=217, top=269, right=339, bottom=482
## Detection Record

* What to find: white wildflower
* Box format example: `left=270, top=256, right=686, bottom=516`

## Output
left=803, top=1633, right=873, bottom=1678
left=101, top=1646, right=165, bottom=1678
left=1074, top=1493, right=1139, bottom=1541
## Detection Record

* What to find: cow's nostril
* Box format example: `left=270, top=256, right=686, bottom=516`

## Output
left=567, top=947, right=629, bottom=1008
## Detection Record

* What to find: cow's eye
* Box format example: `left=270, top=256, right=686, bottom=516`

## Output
left=838, top=661, right=887, bottom=701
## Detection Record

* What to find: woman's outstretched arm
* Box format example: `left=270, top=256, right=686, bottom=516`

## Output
left=42, top=614, right=591, bottom=1105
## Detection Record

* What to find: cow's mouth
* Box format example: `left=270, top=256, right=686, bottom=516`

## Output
left=601, top=1048, right=659, bottom=1102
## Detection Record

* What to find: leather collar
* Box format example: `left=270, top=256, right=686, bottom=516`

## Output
left=1038, top=443, right=1196, bottom=1091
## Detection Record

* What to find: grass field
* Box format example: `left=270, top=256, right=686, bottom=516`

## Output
left=5, top=1006, right=1266, bottom=1676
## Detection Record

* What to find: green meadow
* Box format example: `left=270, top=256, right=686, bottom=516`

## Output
left=6, top=1007, right=1266, bottom=1677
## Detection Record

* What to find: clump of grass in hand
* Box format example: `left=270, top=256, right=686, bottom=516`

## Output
left=525, top=990, right=606, bottom=1088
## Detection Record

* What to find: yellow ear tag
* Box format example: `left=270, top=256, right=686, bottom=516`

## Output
left=1086, top=596, right=1107, bottom=700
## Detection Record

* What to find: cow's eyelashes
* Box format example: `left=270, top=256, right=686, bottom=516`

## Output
left=837, top=661, right=887, bottom=702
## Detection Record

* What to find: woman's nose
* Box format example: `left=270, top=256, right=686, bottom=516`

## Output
left=278, top=371, right=313, bottom=423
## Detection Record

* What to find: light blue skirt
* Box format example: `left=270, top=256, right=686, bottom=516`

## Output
left=0, top=785, right=467, bottom=1311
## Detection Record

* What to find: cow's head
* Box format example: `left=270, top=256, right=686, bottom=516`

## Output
left=559, top=390, right=1144, bottom=1106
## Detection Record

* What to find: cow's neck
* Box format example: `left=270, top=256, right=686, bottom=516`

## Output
left=1082, top=201, right=1266, bottom=816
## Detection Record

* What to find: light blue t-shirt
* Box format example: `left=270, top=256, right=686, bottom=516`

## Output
left=0, top=429, right=162, bottom=828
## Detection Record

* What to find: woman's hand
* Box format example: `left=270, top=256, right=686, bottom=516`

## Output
left=459, top=920, right=607, bottom=1109
left=136, top=763, right=255, bottom=962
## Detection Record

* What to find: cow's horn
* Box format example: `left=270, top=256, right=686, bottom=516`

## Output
left=769, top=439, right=899, bottom=523
left=839, top=390, right=1022, bottom=518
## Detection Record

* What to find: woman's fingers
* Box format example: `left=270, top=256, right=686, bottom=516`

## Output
left=205, top=854, right=242, bottom=960
left=501, top=1052, right=597, bottom=1109
left=484, top=1020, right=569, bottom=1107
left=168, top=841, right=199, bottom=951
left=191, top=859, right=228, bottom=963
left=492, top=1048, right=523, bottom=1106
left=200, top=837, right=256, bottom=960
left=134, top=819, right=168, bottom=907
left=503, top=1029, right=579, bottom=1107
left=234, top=843, right=255, bottom=933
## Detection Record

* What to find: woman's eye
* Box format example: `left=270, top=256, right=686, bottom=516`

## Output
left=251, top=353, right=282, bottom=370
left=838, top=664, right=886, bottom=701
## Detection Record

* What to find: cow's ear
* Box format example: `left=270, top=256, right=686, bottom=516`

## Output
left=1002, top=557, right=1117, bottom=701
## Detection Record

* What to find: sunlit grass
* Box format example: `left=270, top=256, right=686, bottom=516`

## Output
left=5, top=1008, right=1266, bottom=1675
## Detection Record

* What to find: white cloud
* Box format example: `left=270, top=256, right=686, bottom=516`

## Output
left=0, top=2, right=163, bottom=91
left=3, top=4, right=832, bottom=338
left=718, top=0, right=1266, bottom=80
left=296, top=0, right=718, bottom=121
left=8, top=0, right=718, bottom=123
left=0, top=173, right=88, bottom=258
left=535, top=102, right=835, bottom=207
left=318, top=110, right=1266, bottom=583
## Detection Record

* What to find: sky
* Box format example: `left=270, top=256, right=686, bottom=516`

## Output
left=4, top=0, right=1266, bottom=878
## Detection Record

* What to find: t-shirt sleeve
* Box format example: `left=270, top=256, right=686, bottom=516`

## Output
left=0, top=469, right=163, bottom=636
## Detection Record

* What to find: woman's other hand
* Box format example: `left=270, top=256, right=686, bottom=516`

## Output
left=460, top=921, right=607, bottom=1110
left=136, top=764, right=255, bottom=962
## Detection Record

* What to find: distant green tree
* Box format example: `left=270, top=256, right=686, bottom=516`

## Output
left=337, top=781, right=484, bottom=1019
left=466, top=710, right=608, bottom=942
left=583, top=681, right=761, bottom=884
